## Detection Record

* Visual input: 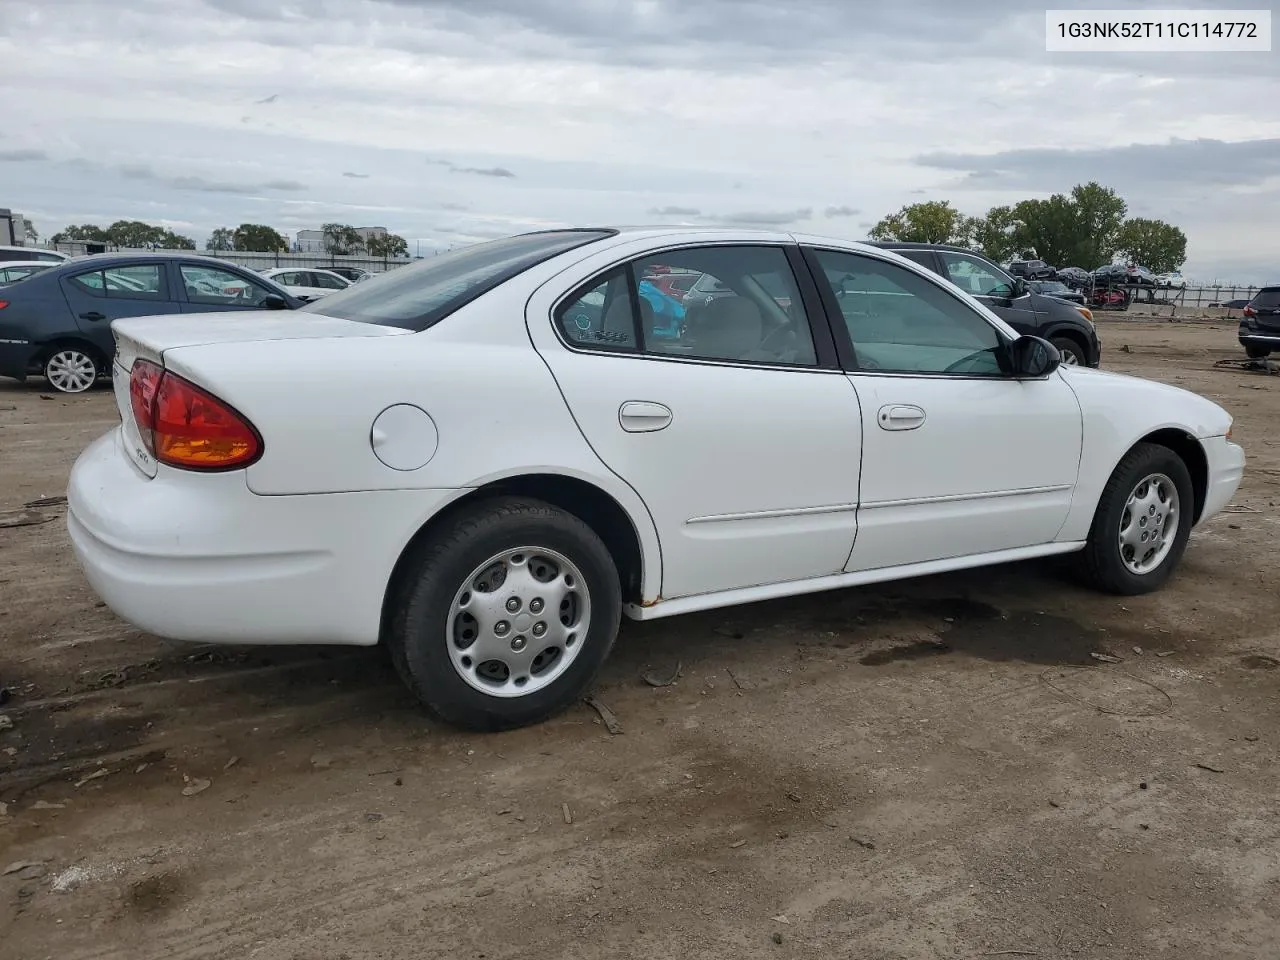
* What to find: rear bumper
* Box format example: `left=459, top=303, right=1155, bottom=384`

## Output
left=1238, top=328, right=1280, bottom=349
left=1198, top=434, right=1245, bottom=525
left=67, top=429, right=461, bottom=646
left=0, top=339, right=38, bottom=380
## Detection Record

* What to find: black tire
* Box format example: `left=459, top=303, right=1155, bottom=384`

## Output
left=1080, top=442, right=1194, bottom=595
left=1245, top=345, right=1271, bottom=360
left=386, top=496, right=622, bottom=731
left=1050, top=336, right=1086, bottom=366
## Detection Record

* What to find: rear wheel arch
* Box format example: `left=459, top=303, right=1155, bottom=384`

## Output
left=379, top=473, right=651, bottom=643
left=34, top=337, right=107, bottom=370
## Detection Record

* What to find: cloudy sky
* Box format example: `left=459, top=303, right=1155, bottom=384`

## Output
left=2, top=0, right=1278, bottom=282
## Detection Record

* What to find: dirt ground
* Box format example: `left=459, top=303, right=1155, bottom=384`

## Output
left=1, top=317, right=1277, bottom=960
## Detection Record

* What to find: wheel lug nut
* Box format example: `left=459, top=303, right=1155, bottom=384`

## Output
left=494, top=621, right=510, bottom=636
left=510, top=635, right=527, bottom=652
left=532, top=622, right=546, bottom=637
left=529, top=598, right=544, bottom=614
left=506, top=597, right=521, bottom=613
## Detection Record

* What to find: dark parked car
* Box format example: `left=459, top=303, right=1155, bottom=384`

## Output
left=1092, top=264, right=1129, bottom=285
left=868, top=242, right=1101, bottom=366
left=1126, top=264, right=1158, bottom=286
left=1028, top=279, right=1087, bottom=305
left=1009, top=259, right=1056, bottom=280
left=1055, top=266, right=1092, bottom=289
left=0, top=253, right=302, bottom=393
left=1239, top=287, right=1280, bottom=359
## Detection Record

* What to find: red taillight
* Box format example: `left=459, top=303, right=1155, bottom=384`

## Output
left=129, top=359, right=163, bottom=455
left=128, top=359, right=261, bottom=470
left=1243, top=304, right=1256, bottom=318
left=0, top=300, right=9, bottom=310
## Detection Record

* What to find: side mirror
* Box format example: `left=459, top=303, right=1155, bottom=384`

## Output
left=1010, top=277, right=1028, bottom=297
left=1009, top=335, right=1061, bottom=378
left=262, top=293, right=289, bottom=310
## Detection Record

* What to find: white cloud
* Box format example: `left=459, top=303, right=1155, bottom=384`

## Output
left=0, top=0, right=1277, bottom=281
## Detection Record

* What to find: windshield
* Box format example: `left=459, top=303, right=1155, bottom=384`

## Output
left=301, top=229, right=615, bottom=330
left=1253, top=289, right=1280, bottom=309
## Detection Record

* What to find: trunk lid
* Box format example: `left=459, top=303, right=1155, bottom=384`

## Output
left=110, top=311, right=411, bottom=477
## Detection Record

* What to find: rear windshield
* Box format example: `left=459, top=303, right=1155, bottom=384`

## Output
left=1252, top=288, right=1280, bottom=309
left=302, top=229, right=615, bottom=330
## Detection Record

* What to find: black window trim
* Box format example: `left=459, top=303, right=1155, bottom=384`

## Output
left=548, top=241, right=842, bottom=373
left=799, top=244, right=1030, bottom=382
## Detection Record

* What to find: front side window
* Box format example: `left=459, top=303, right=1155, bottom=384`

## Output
left=938, top=251, right=1015, bottom=298
left=811, top=249, right=1008, bottom=376
left=180, top=265, right=273, bottom=306
left=555, top=246, right=818, bottom=367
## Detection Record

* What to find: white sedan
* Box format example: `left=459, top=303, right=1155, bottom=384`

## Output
left=66, top=227, right=1244, bottom=731
left=259, top=267, right=351, bottom=301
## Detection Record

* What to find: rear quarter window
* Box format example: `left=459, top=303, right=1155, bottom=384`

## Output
left=1252, top=289, right=1280, bottom=309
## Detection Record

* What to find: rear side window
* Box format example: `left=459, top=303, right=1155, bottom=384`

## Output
left=303, top=229, right=615, bottom=330
left=1252, top=288, right=1280, bottom=309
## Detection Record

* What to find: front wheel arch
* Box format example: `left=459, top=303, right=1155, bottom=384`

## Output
left=1135, top=428, right=1208, bottom=525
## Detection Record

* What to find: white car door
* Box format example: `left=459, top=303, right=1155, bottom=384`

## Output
left=526, top=242, right=863, bottom=602
left=802, top=246, right=1084, bottom=571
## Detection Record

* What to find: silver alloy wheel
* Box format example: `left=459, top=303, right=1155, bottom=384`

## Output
left=1060, top=350, right=1080, bottom=365
left=447, top=546, right=591, bottom=698
left=1118, top=473, right=1179, bottom=575
left=45, top=350, right=97, bottom=393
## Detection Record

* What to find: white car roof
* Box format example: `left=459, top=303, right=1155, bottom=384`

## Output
left=0, top=259, right=58, bottom=268
left=0, top=245, right=68, bottom=259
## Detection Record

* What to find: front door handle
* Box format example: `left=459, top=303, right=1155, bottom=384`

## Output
left=619, top=401, right=673, bottom=433
left=877, top=403, right=926, bottom=431
left=79, top=311, right=107, bottom=322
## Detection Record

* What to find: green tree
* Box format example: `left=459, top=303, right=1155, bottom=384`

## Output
left=232, top=223, right=286, bottom=252
left=868, top=201, right=971, bottom=245
left=968, top=205, right=1022, bottom=263
left=162, top=231, right=197, bottom=250
left=207, top=227, right=235, bottom=251
left=322, top=222, right=363, bottom=255
left=1114, top=218, right=1187, bottom=273
left=1066, top=181, right=1128, bottom=268
left=1008, top=195, right=1079, bottom=266
left=366, top=233, right=408, bottom=260
left=50, top=223, right=111, bottom=243
left=106, top=219, right=166, bottom=247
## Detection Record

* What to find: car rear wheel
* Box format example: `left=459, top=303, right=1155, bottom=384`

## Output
left=1050, top=337, right=1085, bottom=366
left=43, top=348, right=100, bottom=394
left=1080, top=442, right=1193, bottom=595
left=1245, top=345, right=1272, bottom=359
left=387, top=497, right=622, bottom=731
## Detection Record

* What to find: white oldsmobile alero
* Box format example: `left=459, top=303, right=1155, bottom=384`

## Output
left=67, top=227, right=1245, bottom=730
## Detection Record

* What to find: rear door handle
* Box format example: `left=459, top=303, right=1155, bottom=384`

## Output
left=619, top=401, right=673, bottom=433
left=79, top=311, right=107, bottom=322
left=877, top=403, right=926, bottom=431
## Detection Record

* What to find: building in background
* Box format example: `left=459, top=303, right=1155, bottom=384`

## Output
left=0, top=208, right=35, bottom=246
left=294, top=225, right=387, bottom=254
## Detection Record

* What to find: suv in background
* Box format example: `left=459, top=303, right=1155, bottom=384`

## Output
left=869, top=242, right=1101, bottom=366
left=1009, top=259, right=1056, bottom=280
left=1239, top=286, right=1280, bottom=359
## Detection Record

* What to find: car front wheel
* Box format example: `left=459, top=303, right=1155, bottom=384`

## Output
left=44, top=348, right=100, bottom=394
left=1080, top=443, right=1194, bottom=595
left=387, top=497, right=622, bottom=731
left=1050, top=337, right=1085, bottom=366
